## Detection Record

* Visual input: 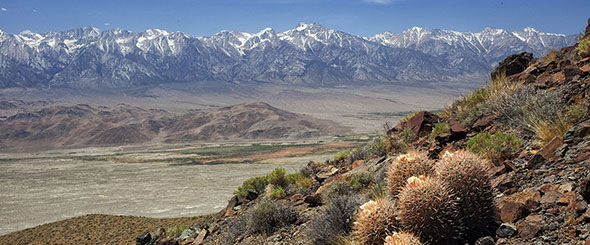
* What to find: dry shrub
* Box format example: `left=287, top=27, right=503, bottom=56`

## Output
left=487, top=72, right=521, bottom=104
left=247, top=199, right=297, bottom=235
left=495, top=85, right=571, bottom=144
left=542, top=49, right=560, bottom=63
left=306, top=195, right=363, bottom=245
left=578, top=37, right=590, bottom=58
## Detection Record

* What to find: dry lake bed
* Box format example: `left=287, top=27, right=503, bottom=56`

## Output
left=0, top=140, right=359, bottom=235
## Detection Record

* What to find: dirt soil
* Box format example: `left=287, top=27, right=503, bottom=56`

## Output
left=0, top=214, right=209, bottom=245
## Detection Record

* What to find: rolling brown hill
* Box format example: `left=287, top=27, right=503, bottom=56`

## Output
left=0, top=101, right=347, bottom=150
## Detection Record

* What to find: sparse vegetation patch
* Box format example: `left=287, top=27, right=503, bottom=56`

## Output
left=466, top=131, right=521, bottom=163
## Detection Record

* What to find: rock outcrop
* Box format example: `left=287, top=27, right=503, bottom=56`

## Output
left=491, top=52, right=534, bottom=79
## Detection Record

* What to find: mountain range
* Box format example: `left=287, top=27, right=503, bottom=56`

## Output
left=0, top=23, right=577, bottom=88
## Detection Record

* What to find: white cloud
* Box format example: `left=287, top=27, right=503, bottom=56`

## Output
left=104, top=23, right=111, bottom=26
left=1, top=8, right=7, bottom=12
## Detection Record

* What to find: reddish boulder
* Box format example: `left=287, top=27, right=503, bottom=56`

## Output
left=304, top=194, right=322, bottom=206
left=491, top=52, right=533, bottom=79
left=472, top=114, right=495, bottom=130
left=515, top=219, right=543, bottom=239
left=218, top=196, right=239, bottom=218
left=558, top=191, right=587, bottom=213
left=540, top=191, right=562, bottom=204
left=290, top=193, right=304, bottom=203
left=389, top=111, right=440, bottom=137
left=576, top=152, right=590, bottom=162
left=539, top=136, right=563, bottom=160
left=500, top=201, right=528, bottom=223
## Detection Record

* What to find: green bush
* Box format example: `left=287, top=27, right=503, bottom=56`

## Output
left=400, top=111, right=419, bottom=123
left=333, top=151, right=349, bottom=162
left=346, top=136, right=386, bottom=165
left=430, top=122, right=450, bottom=138
left=578, top=37, right=590, bottom=58
left=384, top=128, right=415, bottom=154
left=166, top=224, right=189, bottom=238
left=247, top=199, right=297, bottom=235
left=457, top=101, right=495, bottom=127
left=399, top=127, right=417, bottom=144
left=235, top=176, right=269, bottom=200
left=267, top=167, right=287, bottom=187
left=440, top=88, right=489, bottom=122
left=286, top=172, right=313, bottom=190
left=466, top=131, right=521, bottom=163
left=271, top=185, right=286, bottom=199
left=323, top=172, right=373, bottom=201
left=323, top=180, right=354, bottom=201
left=349, top=171, right=373, bottom=191
left=567, top=97, right=590, bottom=124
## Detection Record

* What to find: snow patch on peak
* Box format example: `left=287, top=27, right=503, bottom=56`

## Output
left=144, top=29, right=170, bottom=37
left=512, top=32, right=526, bottom=41
left=410, top=26, right=425, bottom=32
left=257, top=27, right=274, bottom=35
left=295, top=22, right=309, bottom=31
left=19, top=30, right=40, bottom=37
left=82, top=26, right=100, bottom=36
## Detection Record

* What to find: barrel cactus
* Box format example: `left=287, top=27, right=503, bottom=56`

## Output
left=397, top=175, right=463, bottom=244
left=435, top=150, right=498, bottom=243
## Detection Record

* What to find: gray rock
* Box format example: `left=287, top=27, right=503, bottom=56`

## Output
left=178, top=227, right=198, bottom=241
left=563, top=121, right=590, bottom=144
left=496, top=223, right=518, bottom=238
left=475, top=236, right=496, bottom=245
left=136, top=232, right=151, bottom=245
left=246, top=189, right=259, bottom=201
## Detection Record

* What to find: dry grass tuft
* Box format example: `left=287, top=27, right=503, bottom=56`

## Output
left=542, top=49, right=560, bottom=63
left=578, top=37, right=590, bottom=58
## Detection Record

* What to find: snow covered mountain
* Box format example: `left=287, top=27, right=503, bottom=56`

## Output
left=371, top=26, right=577, bottom=75
left=0, top=23, right=577, bottom=88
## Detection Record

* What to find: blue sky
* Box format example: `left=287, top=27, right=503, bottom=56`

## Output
left=0, top=0, right=588, bottom=36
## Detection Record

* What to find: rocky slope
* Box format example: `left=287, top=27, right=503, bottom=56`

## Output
left=0, top=101, right=346, bottom=150
left=118, top=19, right=589, bottom=245
left=0, top=23, right=576, bottom=88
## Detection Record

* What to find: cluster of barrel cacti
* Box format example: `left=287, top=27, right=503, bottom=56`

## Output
left=352, top=149, right=498, bottom=245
